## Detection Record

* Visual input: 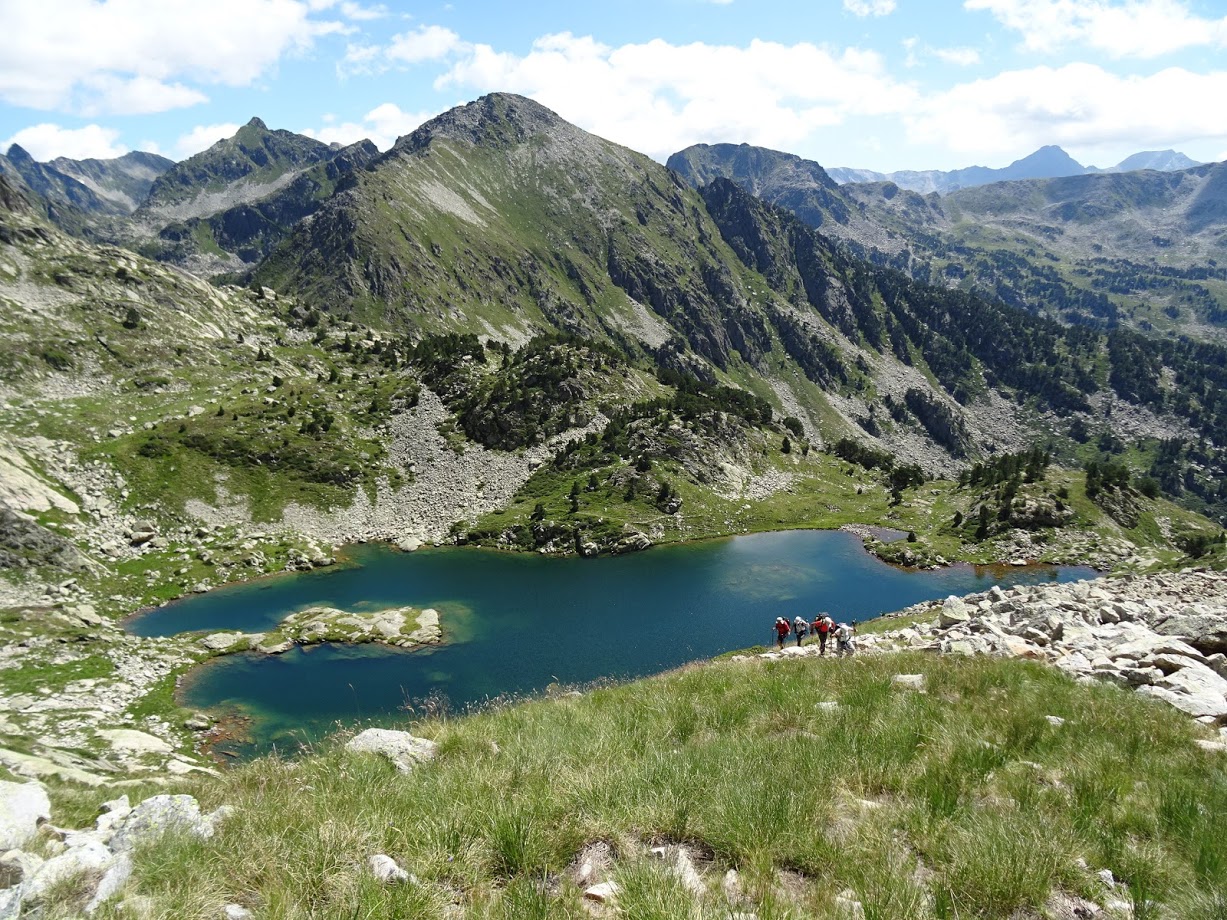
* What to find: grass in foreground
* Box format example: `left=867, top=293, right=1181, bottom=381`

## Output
left=71, top=652, right=1227, bottom=920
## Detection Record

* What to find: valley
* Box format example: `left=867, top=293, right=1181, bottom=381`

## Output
left=0, top=90, right=1225, bottom=918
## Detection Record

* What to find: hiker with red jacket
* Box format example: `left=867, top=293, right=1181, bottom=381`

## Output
left=774, top=616, right=790, bottom=648
left=812, top=614, right=834, bottom=656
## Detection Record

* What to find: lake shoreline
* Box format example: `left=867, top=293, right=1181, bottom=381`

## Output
left=151, top=530, right=1096, bottom=759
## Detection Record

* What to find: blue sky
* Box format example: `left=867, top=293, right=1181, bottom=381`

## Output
left=2, top=0, right=1226, bottom=172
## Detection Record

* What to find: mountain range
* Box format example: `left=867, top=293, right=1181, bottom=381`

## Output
left=3, top=92, right=1227, bottom=584
left=669, top=141, right=1227, bottom=334
left=823, top=145, right=1201, bottom=194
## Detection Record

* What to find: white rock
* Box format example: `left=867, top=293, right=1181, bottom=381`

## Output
left=97, top=729, right=172, bottom=755
left=584, top=881, right=619, bottom=903
left=346, top=729, right=437, bottom=773
left=1194, top=739, right=1227, bottom=753
left=367, top=854, right=409, bottom=883
left=200, top=631, right=246, bottom=651
left=892, top=674, right=926, bottom=691
left=0, top=781, right=50, bottom=851
left=1137, top=684, right=1227, bottom=720
left=1045, top=715, right=1066, bottom=727
left=25, top=837, right=113, bottom=902
left=223, top=906, right=253, bottom=920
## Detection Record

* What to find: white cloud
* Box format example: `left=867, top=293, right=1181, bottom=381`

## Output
left=304, top=102, right=435, bottom=150
left=843, top=0, right=897, bottom=16
left=339, top=1, right=386, bottom=19
left=906, top=63, right=1227, bottom=161
left=0, top=0, right=346, bottom=115
left=306, top=0, right=385, bottom=15
left=387, top=25, right=466, bottom=64
left=1, top=123, right=126, bottom=160
left=77, top=75, right=208, bottom=117
left=435, top=32, right=918, bottom=160
left=965, top=0, right=1227, bottom=58
left=933, top=47, right=981, bottom=66
left=174, top=123, right=242, bottom=159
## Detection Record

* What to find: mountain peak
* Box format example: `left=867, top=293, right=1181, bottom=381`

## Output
left=245, top=117, right=268, bottom=131
left=1111, top=150, right=1201, bottom=173
left=393, top=93, right=565, bottom=154
left=5, top=144, right=33, bottom=163
left=1010, top=146, right=1085, bottom=173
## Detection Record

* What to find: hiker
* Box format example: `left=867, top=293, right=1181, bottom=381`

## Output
left=813, top=614, right=833, bottom=656
left=836, top=620, right=857, bottom=657
left=774, top=616, right=790, bottom=649
left=792, top=615, right=808, bottom=647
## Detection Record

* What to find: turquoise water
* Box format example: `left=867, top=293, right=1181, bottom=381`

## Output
left=134, top=531, right=1096, bottom=757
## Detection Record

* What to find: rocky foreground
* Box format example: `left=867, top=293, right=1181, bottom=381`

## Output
left=756, top=568, right=1227, bottom=742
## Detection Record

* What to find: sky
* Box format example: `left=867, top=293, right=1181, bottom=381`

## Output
left=1, top=0, right=1226, bottom=173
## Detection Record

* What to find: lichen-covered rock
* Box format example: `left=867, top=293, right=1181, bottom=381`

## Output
left=346, top=729, right=437, bottom=773
left=108, top=795, right=222, bottom=853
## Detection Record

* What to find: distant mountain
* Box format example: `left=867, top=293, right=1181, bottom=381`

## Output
left=48, top=151, right=173, bottom=213
left=666, top=143, right=852, bottom=228
left=669, top=139, right=1227, bottom=332
left=130, top=118, right=374, bottom=275
left=826, top=146, right=1201, bottom=194
left=137, top=117, right=337, bottom=223
left=1107, top=150, right=1201, bottom=173
left=827, top=146, right=1091, bottom=194
left=150, top=138, right=379, bottom=271
left=0, top=143, right=120, bottom=215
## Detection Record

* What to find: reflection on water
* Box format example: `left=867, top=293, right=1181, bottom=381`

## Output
left=136, top=530, right=1096, bottom=758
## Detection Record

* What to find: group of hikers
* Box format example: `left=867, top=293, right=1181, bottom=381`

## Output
left=773, top=614, right=857, bottom=656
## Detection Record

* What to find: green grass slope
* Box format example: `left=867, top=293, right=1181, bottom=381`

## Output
left=56, top=651, right=1227, bottom=919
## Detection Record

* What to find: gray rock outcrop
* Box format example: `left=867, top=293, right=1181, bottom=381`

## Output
left=345, top=728, right=438, bottom=773
left=854, top=570, right=1227, bottom=726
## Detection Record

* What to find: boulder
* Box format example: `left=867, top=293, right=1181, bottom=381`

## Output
left=939, top=596, right=972, bottom=628
left=1150, top=664, right=1227, bottom=719
left=1152, top=607, right=1227, bottom=654
left=0, top=781, right=50, bottom=850
left=200, top=632, right=245, bottom=652
left=892, top=674, right=926, bottom=691
left=109, top=795, right=221, bottom=853
left=24, top=837, right=113, bottom=902
left=346, top=729, right=437, bottom=774
left=367, top=854, right=409, bottom=883
left=1138, top=683, right=1227, bottom=720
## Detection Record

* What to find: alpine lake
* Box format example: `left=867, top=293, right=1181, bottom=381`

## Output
left=129, top=530, right=1097, bottom=758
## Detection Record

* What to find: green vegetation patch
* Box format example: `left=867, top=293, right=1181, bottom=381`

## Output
left=113, top=652, right=1227, bottom=919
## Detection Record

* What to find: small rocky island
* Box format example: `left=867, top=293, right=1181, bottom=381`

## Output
left=195, top=605, right=442, bottom=655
